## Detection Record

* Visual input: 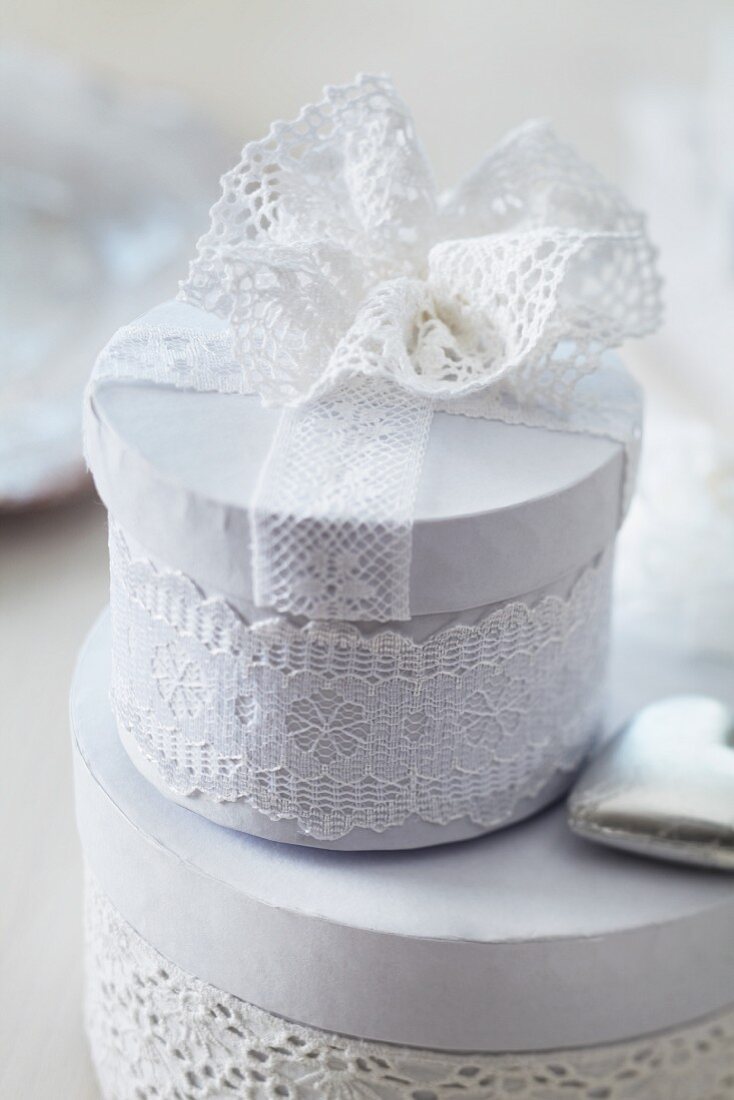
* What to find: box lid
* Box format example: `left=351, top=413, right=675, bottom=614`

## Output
left=85, top=300, right=629, bottom=615
left=73, top=611, right=734, bottom=1052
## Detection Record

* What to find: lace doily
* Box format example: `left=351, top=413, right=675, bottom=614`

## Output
left=90, top=74, right=661, bottom=622
left=109, top=521, right=611, bottom=841
left=85, top=873, right=734, bottom=1100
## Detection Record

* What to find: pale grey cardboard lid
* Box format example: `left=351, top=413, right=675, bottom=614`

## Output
left=73, top=611, right=734, bottom=1052
left=85, top=301, right=627, bottom=613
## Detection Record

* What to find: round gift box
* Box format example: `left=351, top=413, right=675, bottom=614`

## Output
left=74, top=614, right=734, bottom=1098
left=85, top=299, right=633, bottom=851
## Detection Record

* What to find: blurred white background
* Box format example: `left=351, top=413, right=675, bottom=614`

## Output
left=1, top=2, right=733, bottom=1096
left=3, top=0, right=730, bottom=180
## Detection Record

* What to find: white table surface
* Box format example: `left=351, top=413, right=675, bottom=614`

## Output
left=1, top=491, right=109, bottom=1098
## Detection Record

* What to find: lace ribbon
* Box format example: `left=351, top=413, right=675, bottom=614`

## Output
left=109, top=522, right=611, bottom=840
left=85, top=873, right=734, bottom=1100
left=90, top=74, right=661, bottom=623
left=252, top=377, right=433, bottom=620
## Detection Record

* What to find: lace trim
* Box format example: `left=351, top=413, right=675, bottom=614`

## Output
left=91, top=323, right=245, bottom=394
left=109, top=522, right=612, bottom=841
left=85, top=873, right=734, bottom=1100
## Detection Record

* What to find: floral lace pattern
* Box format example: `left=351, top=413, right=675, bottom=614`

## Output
left=91, top=75, right=659, bottom=622
left=85, top=874, right=734, bottom=1100
left=109, top=521, right=612, bottom=841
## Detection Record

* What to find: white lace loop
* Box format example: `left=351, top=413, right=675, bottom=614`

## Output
left=91, top=74, right=661, bottom=622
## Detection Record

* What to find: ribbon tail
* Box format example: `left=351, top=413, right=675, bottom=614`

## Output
left=251, top=376, right=434, bottom=622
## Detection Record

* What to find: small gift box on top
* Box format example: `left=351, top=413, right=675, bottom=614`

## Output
left=85, top=75, right=661, bottom=850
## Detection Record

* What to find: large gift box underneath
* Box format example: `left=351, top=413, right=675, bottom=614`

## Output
left=74, top=614, right=734, bottom=1099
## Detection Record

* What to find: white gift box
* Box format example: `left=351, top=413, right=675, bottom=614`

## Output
left=74, top=614, right=734, bottom=1098
left=83, top=76, right=660, bottom=850
left=85, top=300, right=633, bottom=850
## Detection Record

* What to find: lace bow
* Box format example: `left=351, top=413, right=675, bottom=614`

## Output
left=94, top=74, right=662, bottom=622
